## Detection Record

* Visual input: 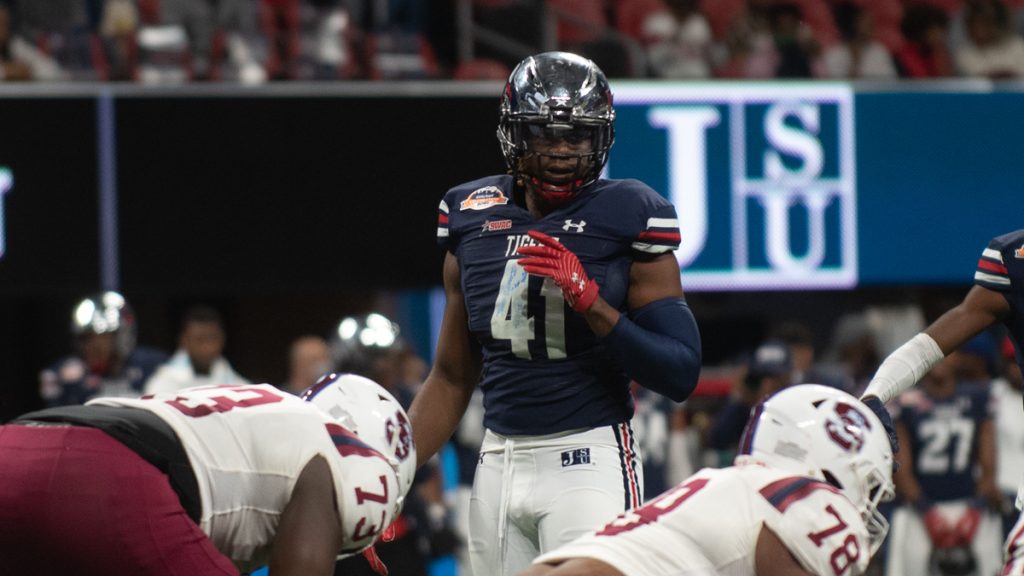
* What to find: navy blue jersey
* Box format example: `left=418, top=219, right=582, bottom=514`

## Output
left=975, top=229, right=1024, bottom=375
left=437, top=175, right=680, bottom=435
left=895, top=383, right=994, bottom=502
left=39, top=346, right=168, bottom=407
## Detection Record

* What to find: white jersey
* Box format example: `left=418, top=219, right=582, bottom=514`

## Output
left=89, top=384, right=399, bottom=572
left=535, top=463, right=870, bottom=576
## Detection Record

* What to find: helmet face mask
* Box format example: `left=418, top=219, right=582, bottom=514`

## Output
left=498, top=51, right=615, bottom=205
left=738, top=384, right=895, bottom=555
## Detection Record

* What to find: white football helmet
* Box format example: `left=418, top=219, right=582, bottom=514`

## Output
left=302, top=372, right=416, bottom=508
left=737, top=384, right=895, bottom=554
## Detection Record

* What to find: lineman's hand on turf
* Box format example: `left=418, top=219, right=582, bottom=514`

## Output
left=516, top=230, right=598, bottom=312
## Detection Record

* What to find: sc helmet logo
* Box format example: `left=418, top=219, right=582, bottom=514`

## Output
left=385, top=409, right=413, bottom=462
left=0, top=167, right=11, bottom=260
left=824, top=401, right=872, bottom=453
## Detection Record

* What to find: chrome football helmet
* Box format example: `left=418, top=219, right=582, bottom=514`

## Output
left=330, top=313, right=402, bottom=377
left=302, top=372, right=417, bottom=508
left=497, top=51, right=615, bottom=205
left=737, top=384, right=895, bottom=554
left=71, top=291, right=137, bottom=358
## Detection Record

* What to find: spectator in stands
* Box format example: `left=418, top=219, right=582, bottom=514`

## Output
left=144, top=305, right=249, bottom=394
left=767, top=2, right=820, bottom=78
left=895, top=2, right=954, bottom=77
left=953, top=330, right=999, bottom=384
left=40, top=291, right=168, bottom=407
left=155, top=0, right=264, bottom=81
left=993, top=335, right=1024, bottom=538
left=282, top=334, right=332, bottom=395
left=98, top=0, right=140, bottom=80
left=0, top=3, right=66, bottom=81
left=713, top=2, right=779, bottom=78
left=822, top=0, right=896, bottom=79
left=955, top=0, right=1024, bottom=78
left=820, top=312, right=881, bottom=396
left=708, top=340, right=793, bottom=456
left=769, top=320, right=853, bottom=392
left=886, top=355, right=1002, bottom=576
left=644, top=0, right=713, bottom=78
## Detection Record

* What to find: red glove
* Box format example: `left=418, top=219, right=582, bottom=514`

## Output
left=923, top=507, right=956, bottom=549
left=952, top=505, right=982, bottom=546
left=516, top=229, right=599, bottom=312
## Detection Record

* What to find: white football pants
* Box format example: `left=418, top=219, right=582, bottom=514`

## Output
left=469, top=423, right=644, bottom=576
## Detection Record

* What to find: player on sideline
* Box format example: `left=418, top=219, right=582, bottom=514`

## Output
left=518, top=384, right=896, bottom=576
left=408, top=51, right=702, bottom=576
left=858, top=228, right=1024, bottom=572
left=0, top=373, right=415, bottom=576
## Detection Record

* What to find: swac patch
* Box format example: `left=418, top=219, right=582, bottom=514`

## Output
left=482, top=219, right=513, bottom=232
left=460, top=186, right=509, bottom=211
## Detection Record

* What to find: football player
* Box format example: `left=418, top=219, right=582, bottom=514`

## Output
left=858, top=229, right=1024, bottom=573
left=520, top=384, right=895, bottom=576
left=0, top=373, right=415, bottom=576
left=885, top=355, right=1001, bottom=576
left=409, top=51, right=702, bottom=576
left=39, top=291, right=168, bottom=406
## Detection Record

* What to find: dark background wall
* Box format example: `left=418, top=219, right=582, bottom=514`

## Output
left=0, top=91, right=509, bottom=419
left=0, top=87, right=979, bottom=421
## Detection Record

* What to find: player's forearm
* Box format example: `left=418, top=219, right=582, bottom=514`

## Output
left=408, top=373, right=476, bottom=467
left=861, top=333, right=944, bottom=404
left=601, top=297, right=702, bottom=402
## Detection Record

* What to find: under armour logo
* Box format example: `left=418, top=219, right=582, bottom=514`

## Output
left=563, top=219, right=586, bottom=232
left=571, top=272, right=586, bottom=291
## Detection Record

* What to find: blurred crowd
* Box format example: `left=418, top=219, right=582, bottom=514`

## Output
left=2, top=0, right=1024, bottom=84
left=38, top=290, right=1023, bottom=574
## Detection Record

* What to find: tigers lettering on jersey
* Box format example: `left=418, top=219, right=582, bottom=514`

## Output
left=504, top=233, right=549, bottom=257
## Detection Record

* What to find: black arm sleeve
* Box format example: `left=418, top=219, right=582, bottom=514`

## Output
left=602, top=297, right=702, bottom=402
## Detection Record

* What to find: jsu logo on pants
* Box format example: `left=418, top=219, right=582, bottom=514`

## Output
left=561, top=448, right=591, bottom=467
left=612, top=85, right=858, bottom=291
